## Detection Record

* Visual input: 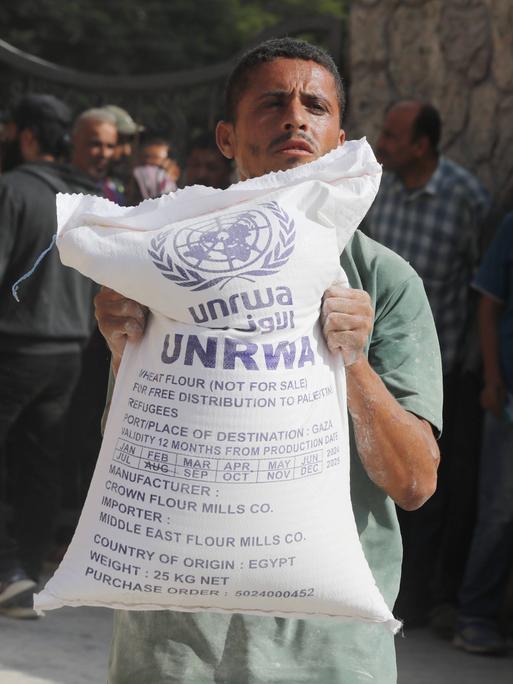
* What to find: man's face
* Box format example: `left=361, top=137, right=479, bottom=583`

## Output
left=140, top=143, right=170, bottom=168
left=185, top=147, right=231, bottom=188
left=216, top=58, right=345, bottom=180
left=139, top=143, right=181, bottom=182
left=71, top=119, right=117, bottom=180
left=375, top=105, right=421, bottom=173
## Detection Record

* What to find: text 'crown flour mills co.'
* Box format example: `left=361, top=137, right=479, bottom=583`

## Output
left=35, top=139, right=401, bottom=632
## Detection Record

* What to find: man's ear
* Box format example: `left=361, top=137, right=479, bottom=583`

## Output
left=338, top=129, right=346, bottom=146
left=216, top=120, right=235, bottom=160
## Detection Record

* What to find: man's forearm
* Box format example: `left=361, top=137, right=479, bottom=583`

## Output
left=345, top=356, right=439, bottom=511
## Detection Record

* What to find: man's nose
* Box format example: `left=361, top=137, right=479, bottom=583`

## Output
left=282, top=99, right=307, bottom=131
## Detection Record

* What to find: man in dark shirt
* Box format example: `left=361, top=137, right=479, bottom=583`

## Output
left=0, top=95, right=99, bottom=618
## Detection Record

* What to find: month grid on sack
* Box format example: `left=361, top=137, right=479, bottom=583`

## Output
left=113, top=438, right=324, bottom=484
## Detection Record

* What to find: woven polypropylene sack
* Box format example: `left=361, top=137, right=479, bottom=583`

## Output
left=35, top=140, right=400, bottom=633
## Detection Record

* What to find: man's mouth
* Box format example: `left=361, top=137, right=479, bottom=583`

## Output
left=275, top=139, right=314, bottom=156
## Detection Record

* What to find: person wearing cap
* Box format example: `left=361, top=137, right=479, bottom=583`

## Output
left=102, top=104, right=144, bottom=160
left=101, top=104, right=144, bottom=201
left=71, top=107, right=120, bottom=201
left=0, top=94, right=100, bottom=619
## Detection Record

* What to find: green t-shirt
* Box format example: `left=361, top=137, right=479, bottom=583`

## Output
left=107, top=230, right=443, bottom=684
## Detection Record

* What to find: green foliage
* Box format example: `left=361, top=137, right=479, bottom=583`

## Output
left=0, top=0, right=348, bottom=74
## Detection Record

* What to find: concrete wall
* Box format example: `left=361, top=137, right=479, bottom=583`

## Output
left=347, top=0, right=513, bottom=205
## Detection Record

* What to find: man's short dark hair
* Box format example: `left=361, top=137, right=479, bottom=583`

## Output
left=11, top=94, right=71, bottom=157
left=224, top=37, right=345, bottom=124
left=411, top=103, right=441, bottom=151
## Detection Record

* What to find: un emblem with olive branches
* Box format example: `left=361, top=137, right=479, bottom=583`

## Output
left=148, top=201, right=296, bottom=291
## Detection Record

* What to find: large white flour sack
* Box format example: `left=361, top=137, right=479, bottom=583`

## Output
left=35, top=140, right=400, bottom=632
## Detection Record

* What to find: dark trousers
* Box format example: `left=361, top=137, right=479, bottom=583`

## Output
left=61, top=328, right=110, bottom=513
left=459, top=412, right=513, bottom=621
left=0, top=351, right=81, bottom=580
left=395, top=369, right=482, bottom=622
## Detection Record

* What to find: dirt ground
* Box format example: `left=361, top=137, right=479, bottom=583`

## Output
left=1, top=606, right=512, bottom=683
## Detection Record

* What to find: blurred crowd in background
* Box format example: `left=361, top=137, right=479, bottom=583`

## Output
left=0, top=94, right=233, bottom=614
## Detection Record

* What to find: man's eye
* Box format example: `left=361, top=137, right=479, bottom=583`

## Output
left=309, top=102, right=326, bottom=112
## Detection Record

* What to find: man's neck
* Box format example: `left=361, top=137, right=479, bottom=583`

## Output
left=397, top=155, right=439, bottom=191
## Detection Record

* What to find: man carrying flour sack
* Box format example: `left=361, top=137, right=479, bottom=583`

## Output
left=95, top=38, right=443, bottom=684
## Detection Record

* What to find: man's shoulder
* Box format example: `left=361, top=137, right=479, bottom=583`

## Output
left=437, top=157, right=489, bottom=202
left=344, top=229, right=420, bottom=294
left=0, top=166, right=33, bottom=189
left=0, top=163, right=62, bottom=194
left=0, top=162, right=99, bottom=196
left=57, top=164, right=100, bottom=194
left=0, top=167, right=38, bottom=205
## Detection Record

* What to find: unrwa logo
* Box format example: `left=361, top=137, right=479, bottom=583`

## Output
left=148, top=201, right=295, bottom=291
